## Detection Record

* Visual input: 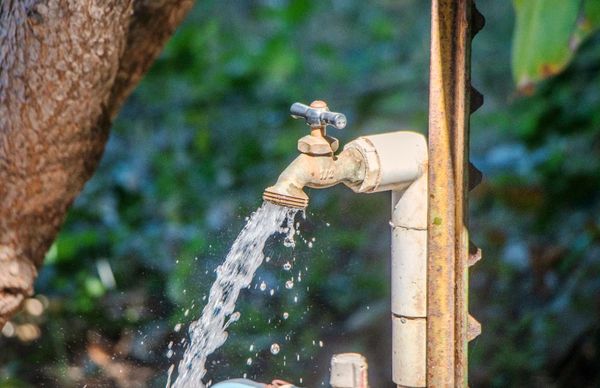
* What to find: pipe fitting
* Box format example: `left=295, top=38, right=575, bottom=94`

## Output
left=343, top=131, right=427, bottom=194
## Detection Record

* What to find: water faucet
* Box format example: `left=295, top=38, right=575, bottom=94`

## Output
left=262, top=100, right=366, bottom=209
left=263, top=100, right=427, bottom=210
left=263, top=101, right=429, bottom=387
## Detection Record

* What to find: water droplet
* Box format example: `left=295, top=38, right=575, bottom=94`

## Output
left=283, top=312, right=289, bottom=320
left=224, top=311, right=241, bottom=329
left=270, top=343, right=280, bottom=355
left=246, top=357, right=252, bottom=365
left=285, top=280, right=294, bottom=289
left=283, top=236, right=295, bottom=248
left=319, top=340, right=324, bottom=347
left=184, top=309, right=190, bottom=317
left=167, top=349, right=174, bottom=358
left=270, top=289, right=275, bottom=296
left=283, top=262, right=292, bottom=271
left=265, top=256, right=271, bottom=263
left=326, top=222, right=330, bottom=227
left=260, top=281, right=267, bottom=291
left=249, top=344, right=254, bottom=352
left=307, top=242, right=313, bottom=248
left=294, top=296, right=298, bottom=303
left=174, top=323, right=182, bottom=332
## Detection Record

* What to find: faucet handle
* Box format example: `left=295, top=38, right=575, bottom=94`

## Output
left=290, top=101, right=347, bottom=130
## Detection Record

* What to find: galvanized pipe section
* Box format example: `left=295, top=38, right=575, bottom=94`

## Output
left=427, top=0, right=474, bottom=386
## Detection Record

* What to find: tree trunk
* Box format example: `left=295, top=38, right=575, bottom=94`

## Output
left=0, top=0, right=194, bottom=327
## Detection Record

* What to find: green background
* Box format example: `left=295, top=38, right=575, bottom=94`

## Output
left=2, top=1, right=600, bottom=387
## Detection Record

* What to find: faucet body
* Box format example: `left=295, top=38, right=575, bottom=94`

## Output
left=263, top=148, right=365, bottom=208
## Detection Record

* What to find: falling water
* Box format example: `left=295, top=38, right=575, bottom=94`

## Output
left=170, top=202, right=299, bottom=388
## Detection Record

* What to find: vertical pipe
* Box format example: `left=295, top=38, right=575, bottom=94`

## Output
left=391, top=172, right=427, bottom=387
left=427, top=0, right=472, bottom=386
left=345, top=131, right=429, bottom=386
left=427, top=0, right=472, bottom=387
left=330, top=353, right=369, bottom=388
left=427, top=0, right=457, bottom=385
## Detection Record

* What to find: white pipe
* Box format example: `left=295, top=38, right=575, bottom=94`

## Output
left=345, top=131, right=428, bottom=388
left=390, top=173, right=427, bottom=387
left=330, top=353, right=370, bottom=388
left=344, top=131, right=427, bottom=194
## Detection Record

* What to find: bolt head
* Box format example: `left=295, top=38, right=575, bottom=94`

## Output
left=298, top=135, right=339, bottom=154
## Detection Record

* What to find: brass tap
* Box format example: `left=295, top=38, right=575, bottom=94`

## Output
left=263, top=101, right=365, bottom=209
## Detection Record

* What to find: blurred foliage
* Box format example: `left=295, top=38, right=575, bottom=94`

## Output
left=2, top=0, right=600, bottom=387
left=512, top=0, right=600, bottom=92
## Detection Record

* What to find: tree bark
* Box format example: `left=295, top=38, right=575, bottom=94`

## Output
left=0, top=0, right=194, bottom=327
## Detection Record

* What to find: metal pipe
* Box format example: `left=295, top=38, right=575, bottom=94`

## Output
left=427, top=0, right=474, bottom=386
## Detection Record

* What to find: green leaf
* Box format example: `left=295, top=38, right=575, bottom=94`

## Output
left=512, top=0, right=580, bottom=91
left=512, top=0, right=600, bottom=92
left=574, top=0, right=600, bottom=40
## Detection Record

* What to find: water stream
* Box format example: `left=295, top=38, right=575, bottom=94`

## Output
left=169, top=202, right=299, bottom=387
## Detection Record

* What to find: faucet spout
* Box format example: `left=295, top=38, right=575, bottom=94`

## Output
left=263, top=148, right=366, bottom=209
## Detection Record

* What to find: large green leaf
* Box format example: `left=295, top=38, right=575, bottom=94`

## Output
left=512, top=0, right=600, bottom=92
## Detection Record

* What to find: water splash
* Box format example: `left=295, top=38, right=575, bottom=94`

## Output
left=270, top=343, right=281, bottom=355
left=170, top=202, right=298, bottom=387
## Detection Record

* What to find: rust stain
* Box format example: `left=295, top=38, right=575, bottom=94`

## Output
left=427, top=0, right=480, bottom=386
left=540, top=63, right=561, bottom=77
